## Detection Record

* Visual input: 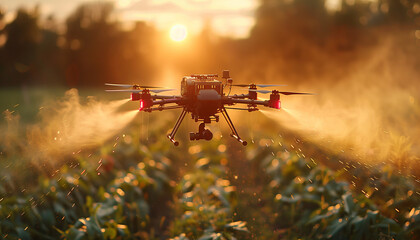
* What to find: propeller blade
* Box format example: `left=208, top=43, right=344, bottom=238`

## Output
left=225, top=107, right=256, bottom=111
left=105, top=83, right=162, bottom=89
left=150, top=89, right=176, bottom=93
left=256, top=84, right=287, bottom=88
left=139, top=85, right=162, bottom=89
left=232, top=83, right=286, bottom=87
left=279, top=91, right=314, bottom=95
left=105, top=83, right=133, bottom=88
left=105, top=89, right=142, bottom=93
left=249, top=89, right=271, bottom=94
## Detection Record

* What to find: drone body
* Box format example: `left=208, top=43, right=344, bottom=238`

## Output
left=106, top=70, right=311, bottom=146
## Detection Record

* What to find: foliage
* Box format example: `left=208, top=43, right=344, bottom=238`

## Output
left=249, top=142, right=420, bottom=239
left=170, top=157, right=248, bottom=239
left=0, top=113, right=419, bottom=239
left=0, top=130, right=174, bottom=239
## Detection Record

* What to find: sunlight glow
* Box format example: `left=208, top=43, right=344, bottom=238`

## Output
left=169, top=24, right=187, bottom=42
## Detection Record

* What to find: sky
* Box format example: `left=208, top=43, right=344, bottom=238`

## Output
left=1, top=0, right=259, bottom=39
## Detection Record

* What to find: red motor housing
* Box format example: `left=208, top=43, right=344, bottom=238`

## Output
left=269, top=92, right=281, bottom=109
left=131, top=92, right=141, bottom=101
left=138, top=91, right=153, bottom=111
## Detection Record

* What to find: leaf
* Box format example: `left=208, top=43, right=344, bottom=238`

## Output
left=308, top=211, right=335, bottom=224
left=16, top=227, right=32, bottom=240
left=84, top=217, right=102, bottom=237
left=40, top=209, right=56, bottom=227
left=170, top=233, right=190, bottom=240
left=96, top=205, right=116, bottom=219
left=198, top=232, right=223, bottom=240
left=326, top=218, right=348, bottom=240
left=351, top=216, right=370, bottom=240
left=103, top=227, right=117, bottom=239
left=66, top=228, right=85, bottom=240
left=280, top=195, right=301, bottom=204
left=343, top=194, right=355, bottom=215
left=195, top=158, right=210, bottom=170
left=53, top=202, right=67, bottom=216
left=208, top=186, right=229, bottom=207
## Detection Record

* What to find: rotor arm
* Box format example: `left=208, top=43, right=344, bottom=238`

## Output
left=228, top=99, right=269, bottom=107
left=228, top=94, right=250, bottom=99
left=152, top=98, right=182, bottom=106
left=151, top=95, right=182, bottom=100
left=144, top=105, right=183, bottom=112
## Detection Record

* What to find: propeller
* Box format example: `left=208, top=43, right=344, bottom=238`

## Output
left=106, top=89, right=142, bottom=93
left=105, top=89, right=175, bottom=93
left=278, top=91, right=314, bottom=95
left=105, top=83, right=161, bottom=89
left=248, top=89, right=271, bottom=94
left=225, top=107, right=259, bottom=112
left=150, top=89, right=176, bottom=93
left=249, top=89, right=314, bottom=95
left=232, top=84, right=287, bottom=88
left=225, top=107, right=252, bottom=111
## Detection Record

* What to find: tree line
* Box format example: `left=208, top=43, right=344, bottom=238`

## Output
left=0, top=0, right=418, bottom=87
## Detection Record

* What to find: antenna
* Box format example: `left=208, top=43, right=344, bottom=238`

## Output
left=222, top=70, right=230, bottom=79
left=222, top=70, right=233, bottom=96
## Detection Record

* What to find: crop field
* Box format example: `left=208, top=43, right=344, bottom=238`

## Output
left=0, top=88, right=419, bottom=240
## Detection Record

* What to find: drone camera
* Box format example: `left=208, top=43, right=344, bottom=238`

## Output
left=190, top=130, right=213, bottom=141
left=190, top=123, right=213, bottom=141
left=202, top=129, right=213, bottom=140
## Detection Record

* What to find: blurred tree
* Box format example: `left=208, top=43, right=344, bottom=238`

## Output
left=244, top=0, right=332, bottom=82
left=1, top=7, right=41, bottom=86
left=36, top=15, right=65, bottom=85
left=65, top=2, right=118, bottom=86
left=65, top=2, right=158, bottom=87
left=0, top=7, right=5, bottom=82
left=383, top=0, right=419, bottom=24
left=251, top=0, right=329, bottom=48
left=123, top=21, right=158, bottom=85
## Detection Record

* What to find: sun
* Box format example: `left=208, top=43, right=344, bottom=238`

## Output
left=169, top=24, right=188, bottom=42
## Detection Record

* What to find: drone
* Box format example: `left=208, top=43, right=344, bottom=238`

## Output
left=106, top=70, right=311, bottom=146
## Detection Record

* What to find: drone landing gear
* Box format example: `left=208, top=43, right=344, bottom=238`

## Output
left=190, top=123, right=213, bottom=141
left=221, top=107, right=247, bottom=146
left=167, top=107, right=187, bottom=146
